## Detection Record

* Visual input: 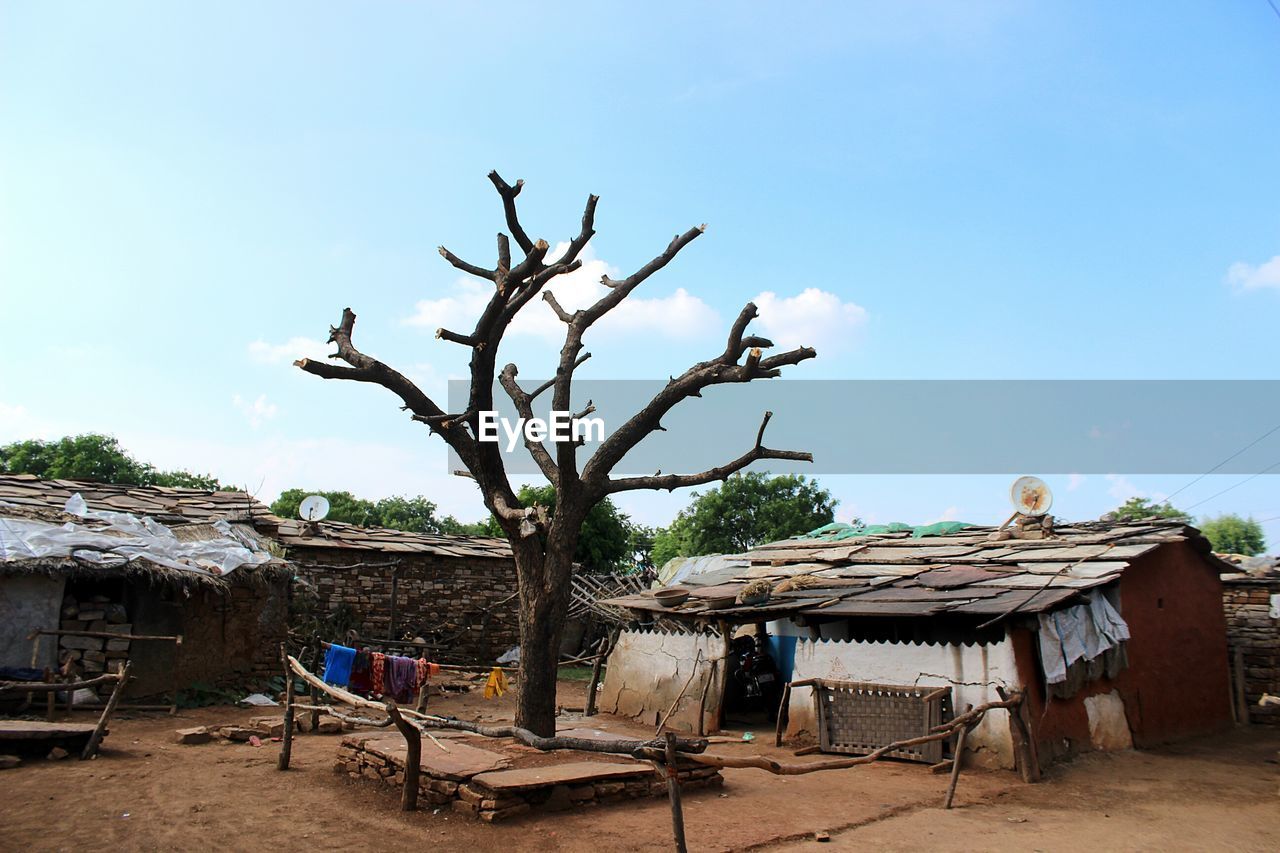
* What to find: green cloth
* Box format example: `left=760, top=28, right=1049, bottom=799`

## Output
left=799, top=520, right=974, bottom=541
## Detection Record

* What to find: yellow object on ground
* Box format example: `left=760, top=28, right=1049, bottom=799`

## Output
left=484, top=666, right=509, bottom=699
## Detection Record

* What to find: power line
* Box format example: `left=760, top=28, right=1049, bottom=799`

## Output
left=1164, top=421, right=1280, bottom=503
left=1268, top=0, right=1280, bottom=23
left=1184, top=459, right=1280, bottom=512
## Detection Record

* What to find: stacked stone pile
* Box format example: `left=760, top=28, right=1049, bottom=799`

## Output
left=58, top=593, right=130, bottom=697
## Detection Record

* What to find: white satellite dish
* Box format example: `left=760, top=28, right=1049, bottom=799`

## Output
left=1010, top=476, right=1053, bottom=517
left=298, top=495, right=330, bottom=522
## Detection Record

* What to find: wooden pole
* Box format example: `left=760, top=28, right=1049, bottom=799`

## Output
left=308, top=638, right=322, bottom=733
left=81, top=662, right=130, bottom=760
left=386, top=701, right=421, bottom=812
left=664, top=731, right=688, bottom=853
left=943, top=714, right=970, bottom=809
left=696, top=660, right=718, bottom=737
left=278, top=648, right=296, bottom=771
left=584, top=653, right=605, bottom=717
left=1233, top=646, right=1249, bottom=725
left=996, top=686, right=1040, bottom=783
left=43, top=667, right=55, bottom=721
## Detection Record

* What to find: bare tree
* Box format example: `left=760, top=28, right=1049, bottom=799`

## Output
left=296, top=172, right=815, bottom=736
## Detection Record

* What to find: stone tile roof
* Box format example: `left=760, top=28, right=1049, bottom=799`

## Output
left=606, top=519, right=1227, bottom=622
left=0, top=474, right=512, bottom=560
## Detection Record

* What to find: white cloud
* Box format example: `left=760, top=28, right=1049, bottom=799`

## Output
left=1104, top=474, right=1169, bottom=504
left=247, top=337, right=332, bottom=365
left=232, top=394, right=278, bottom=429
left=750, top=288, right=869, bottom=353
left=927, top=505, right=961, bottom=523
left=1067, top=473, right=1086, bottom=492
left=405, top=245, right=720, bottom=342
left=1226, top=255, right=1280, bottom=292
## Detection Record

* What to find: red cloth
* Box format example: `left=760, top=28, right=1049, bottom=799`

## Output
left=370, top=653, right=386, bottom=695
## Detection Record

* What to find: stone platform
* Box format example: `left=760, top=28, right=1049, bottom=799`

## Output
left=336, top=730, right=722, bottom=822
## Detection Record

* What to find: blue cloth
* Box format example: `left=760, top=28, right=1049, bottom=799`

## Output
left=323, top=643, right=356, bottom=687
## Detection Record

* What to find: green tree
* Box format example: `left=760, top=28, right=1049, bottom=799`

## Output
left=651, top=472, right=837, bottom=566
left=271, top=489, right=380, bottom=526
left=0, top=434, right=223, bottom=489
left=1199, top=514, right=1266, bottom=556
left=271, top=488, right=492, bottom=536
left=1110, top=496, right=1192, bottom=523
left=508, top=484, right=633, bottom=573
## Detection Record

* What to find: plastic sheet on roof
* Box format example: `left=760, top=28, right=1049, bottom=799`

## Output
left=0, top=493, right=273, bottom=578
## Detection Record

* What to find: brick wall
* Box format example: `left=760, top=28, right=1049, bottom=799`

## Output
left=289, top=546, right=520, bottom=663
left=1222, top=578, right=1280, bottom=726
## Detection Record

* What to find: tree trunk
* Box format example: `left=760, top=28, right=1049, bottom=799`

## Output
left=512, top=518, right=579, bottom=737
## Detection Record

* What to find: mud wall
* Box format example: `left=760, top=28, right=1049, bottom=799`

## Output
left=1014, top=541, right=1233, bottom=763
left=598, top=628, right=727, bottom=733
left=0, top=574, right=64, bottom=669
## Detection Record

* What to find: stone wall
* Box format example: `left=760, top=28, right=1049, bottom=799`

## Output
left=56, top=573, right=288, bottom=699
left=289, top=546, right=519, bottom=662
left=1222, top=578, right=1280, bottom=726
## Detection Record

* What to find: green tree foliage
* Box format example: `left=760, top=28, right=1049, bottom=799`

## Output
left=270, top=488, right=476, bottom=535
left=0, top=434, right=224, bottom=490
left=1198, top=514, right=1266, bottom=556
left=1109, top=496, right=1192, bottom=523
left=650, top=472, right=837, bottom=566
left=504, top=484, right=634, bottom=573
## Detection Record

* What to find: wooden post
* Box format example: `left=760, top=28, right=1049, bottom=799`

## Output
left=1233, top=646, right=1249, bottom=726
left=81, top=661, right=130, bottom=760
left=697, top=660, right=718, bottom=737
left=943, top=717, right=969, bottom=809
left=996, top=687, right=1040, bottom=783
left=386, top=701, right=421, bottom=812
left=308, top=638, right=322, bottom=733
left=664, top=732, right=688, bottom=853
left=773, top=680, right=793, bottom=746
left=585, top=627, right=620, bottom=717
left=278, top=649, right=296, bottom=771
left=43, top=667, right=55, bottom=721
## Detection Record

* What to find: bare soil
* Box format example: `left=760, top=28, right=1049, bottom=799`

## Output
left=1, top=681, right=1276, bottom=852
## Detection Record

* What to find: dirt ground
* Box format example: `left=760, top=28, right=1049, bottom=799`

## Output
left=1, top=680, right=1277, bottom=852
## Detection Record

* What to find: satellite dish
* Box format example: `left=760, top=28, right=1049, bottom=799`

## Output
left=298, top=495, right=330, bottom=522
left=1010, top=476, right=1053, bottom=517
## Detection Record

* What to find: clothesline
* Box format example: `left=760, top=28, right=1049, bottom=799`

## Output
left=318, top=640, right=516, bottom=674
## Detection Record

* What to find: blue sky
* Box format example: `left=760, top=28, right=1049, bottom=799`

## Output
left=1, top=2, right=1277, bottom=549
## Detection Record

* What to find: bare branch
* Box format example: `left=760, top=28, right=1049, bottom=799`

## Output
left=295, top=308, right=478, bottom=467
left=438, top=246, right=494, bottom=280
left=558, top=194, right=599, bottom=267
left=488, top=171, right=533, bottom=255
left=576, top=224, right=705, bottom=330
left=436, top=327, right=480, bottom=348
left=604, top=411, right=812, bottom=494
left=529, top=353, right=591, bottom=401
left=508, top=238, right=550, bottom=282
left=498, top=363, right=558, bottom=482
left=723, top=302, right=759, bottom=362
left=497, top=233, right=511, bottom=276
left=542, top=291, right=574, bottom=323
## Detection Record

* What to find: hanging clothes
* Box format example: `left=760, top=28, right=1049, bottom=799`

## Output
left=384, top=655, right=419, bottom=703
left=484, top=667, right=509, bottom=700
left=370, top=652, right=386, bottom=695
left=322, top=643, right=356, bottom=687
left=349, top=650, right=373, bottom=694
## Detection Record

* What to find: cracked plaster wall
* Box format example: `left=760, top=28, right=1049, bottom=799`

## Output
left=599, top=628, right=726, bottom=733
